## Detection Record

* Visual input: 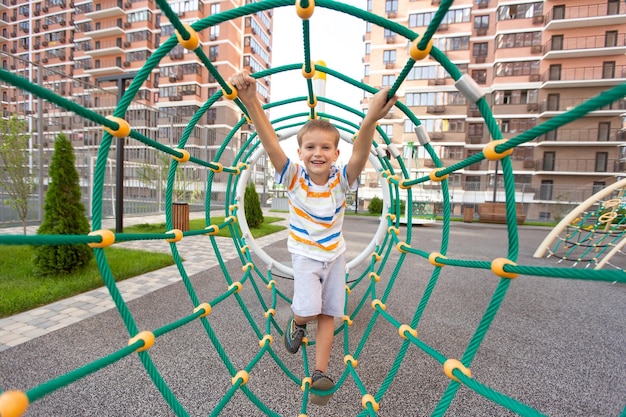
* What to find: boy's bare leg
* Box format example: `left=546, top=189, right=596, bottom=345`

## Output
left=314, top=314, right=334, bottom=372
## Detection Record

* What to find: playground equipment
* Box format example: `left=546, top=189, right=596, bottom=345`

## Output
left=0, top=1, right=625, bottom=416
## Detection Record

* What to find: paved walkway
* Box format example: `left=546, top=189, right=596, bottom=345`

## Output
left=0, top=210, right=290, bottom=352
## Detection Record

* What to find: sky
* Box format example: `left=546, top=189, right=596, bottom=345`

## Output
left=265, top=1, right=368, bottom=163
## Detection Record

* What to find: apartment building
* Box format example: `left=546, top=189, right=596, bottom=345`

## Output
left=0, top=0, right=272, bottom=220
left=363, top=0, right=626, bottom=220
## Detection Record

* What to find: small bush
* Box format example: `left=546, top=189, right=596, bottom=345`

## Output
left=245, top=182, right=264, bottom=228
left=368, top=196, right=383, bottom=214
left=33, top=133, right=93, bottom=275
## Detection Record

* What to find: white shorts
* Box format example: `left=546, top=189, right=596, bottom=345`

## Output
left=291, top=253, right=346, bottom=318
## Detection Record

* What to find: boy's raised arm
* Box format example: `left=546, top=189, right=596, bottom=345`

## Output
left=346, top=88, right=397, bottom=185
left=228, top=71, right=287, bottom=173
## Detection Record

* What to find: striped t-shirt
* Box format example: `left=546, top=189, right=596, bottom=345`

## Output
left=275, top=159, right=357, bottom=262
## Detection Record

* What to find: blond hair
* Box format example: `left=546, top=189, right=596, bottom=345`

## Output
left=296, top=119, right=340, bottom=148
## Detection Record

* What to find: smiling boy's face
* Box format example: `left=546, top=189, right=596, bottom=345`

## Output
left=297, top=129, right=340, bottom=186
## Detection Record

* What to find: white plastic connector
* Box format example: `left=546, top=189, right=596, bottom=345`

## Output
left=387, top=143, right=401, bottom=158
left=455, top=74, right=484, bottom=103
left=415, top=124, right=430, bottom=146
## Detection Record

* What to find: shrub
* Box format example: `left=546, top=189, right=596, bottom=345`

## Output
left=245, top=181, right=264, bottom=228
left=368, top=196, right=383, bottom=214
left=33, top=133, right=93, bottom=275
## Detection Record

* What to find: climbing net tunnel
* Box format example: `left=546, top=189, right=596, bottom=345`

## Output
left=1, top=1, right=626, bottom=416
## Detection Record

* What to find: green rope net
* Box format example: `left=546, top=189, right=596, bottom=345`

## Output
left=1, top=1, right=625, bottom=416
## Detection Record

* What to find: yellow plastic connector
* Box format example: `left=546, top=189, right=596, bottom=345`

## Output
left=345, top=285, right=351, bottom=294
left=301, top=61, right=316, bottom=79
left=266, top=280, right=276, bottom=290
left=371, top=252, right=381, bottom=262
left=296, top=0, right=315, bottom=19
left=88, top=229, right=116, bottom=248
left=428, top=252, right=447, bottom=267
left=344, top=354, right=358, bottom=368
left=259, top=334, right=273, bottom=348
left=313, top=60, right=326, bottom=79
left=226, top=215, right=237, bottom=224
left=234, top=162, right=248, bottom=175
left=342, top=315, right=353, bottom=326
left=429, top=167, right=448, bottom=182
left=483, top=139, right=513, bottom=161
left=410, top=36, right=434, bottom=61
left=397, top=242, right=410, bottom=253
left=264, top=308, right=275, bottom=318
left=386, top=213, right=396, bottom=222
left=368, top=272, right=380, bottom=282
left=228, top=282, right=242, bottom=293
left=399, top=179, right=412, bottom=189
left=171, top=148, right=190, bottom=163
left=491, top=257, right=518, bottom=279
left=371, top=299, right=386, bottom=311
left=301, top=336, right=309, bottom=346
left=193, top=303, right=212, bottom=318
left=0, top=390, right=29, bottom=417
left=222, top=82, right=237, bottom=100
left=301, top=377, right=312, bottom=392
left=240, top=245, right=249, bottom=254
left=229, top=204, right=238, bottom=213
left=443, top=358, right=471, bottom=383
left=165, top=229, right=183, bottom=243
left=385, top=174, right=400, bottom=184
left=175, top=22, right=199, bottom=50
left=388, top=226, right=399, bottom=235
left=128, top=331, right=155, bottom=352
left=242, top=262, right=254, bottom=272
left=362, top=394, right=379, bottom=412
left=209, top=162, right=223, bottom=173
left=398, top=324, right=418, bottom=340
left=307, top=95, right=317, bottom=108
left=104, top=116, right=131, bottom=138
left=231, top=370, right=249, bottom=386
left=205, top=225, right=219, bottom=236
left=599, top=211, right=618, bottom=224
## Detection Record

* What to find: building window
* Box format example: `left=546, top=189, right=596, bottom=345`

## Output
left=494, top=60, right=540, bottom=77
left=598, top=122, right=611, bottom=141
left=474, top=15, right=489, bottom=29
left=497, top=2, right=543, bottom=21
left=595, top=152, right=608, bottom=172
left=602, top=61, right=616, bottom=79
left=605, top=31, right=618, bottom=47
left=496, top=32, right=541, bottom=49
left=540, top=180, right=553, bottom=200
left=383, top=49, right=396, bottom=64
left=607, top=0, right=620, bottom=15
left=538, top=211, right=551, bottom=220
left=592, top=181, right=606, bottom=195
left=471, top=69, right=486, bottom=84
left=365, top=43, right=370, bottom=55
left=382, top=75, right=395, bottom=87
left=551, top=35, right=563, bottom=51
left=385, top=0, right=398, bottom=13
left=473, top=42, right=488, bottom=57
left=549, top=64, right=561, bottom=81
left=543, top=151, right=555, bottom=171
left=380, top=124, right=393, bottom=138
left=364, top=64, right=369, bottom=77
left=547, top=94, right=560, bottom=111
left=552, top=5, right=565, bottom=20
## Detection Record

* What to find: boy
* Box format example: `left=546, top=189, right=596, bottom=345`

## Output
left=228, top=70, right=397, bottom=405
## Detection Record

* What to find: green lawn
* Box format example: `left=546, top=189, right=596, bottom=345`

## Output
left=1, top=216, right=287, bottom=318
left=0, top=246, right=175, bottom=318
left=123, top=216, right=287, bottom=238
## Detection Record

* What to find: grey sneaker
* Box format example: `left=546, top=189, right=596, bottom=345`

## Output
left=283, top=317, right=306, bottom=354
left=310, top=370, right=334, bottom=406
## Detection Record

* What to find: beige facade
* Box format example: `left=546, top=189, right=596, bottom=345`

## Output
left=0, top=0, right=273, bottom=217
left=363, top=0, right=626, bottom=220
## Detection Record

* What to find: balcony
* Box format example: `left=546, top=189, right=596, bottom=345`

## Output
left=85, top=21, right=125, bottom=38
left=533, top=158, right=621, bottom=173
left=545, top=3, right=626, bottom=30
left=539, top=98, right=626, bottom=114
left=85, top=39, right=124, bottom=57
left=541, top=64, right=626, bottom=88
left=544, top=34, right=626, bottom=59
left=83, top=58, right=125, bottom=76
left=85, top=0, right=126, bottom=19
left=426, top=105, right=445, bottom=114
left=536, top=128, right=622, bottom=143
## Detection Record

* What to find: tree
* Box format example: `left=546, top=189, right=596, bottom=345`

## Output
left=368, top=195, right=383, bottom=214
left=136, top=152, right=202, bottom=206
left=33, top=133, right=93, bottom=275
left=245, top=181, right=264, bottom=228
left=0, top=114, right=35, bottom=234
